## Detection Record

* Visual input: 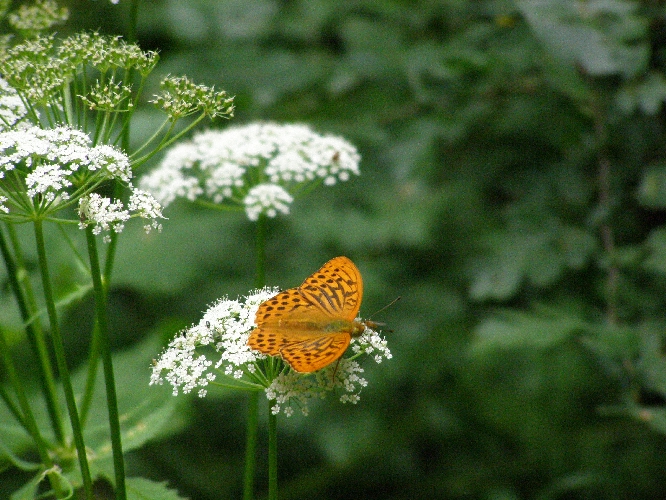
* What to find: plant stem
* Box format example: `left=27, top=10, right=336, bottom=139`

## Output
left=79, top=322, right=101, bottom=426
left=0, top=382, right=25, bottom=427
left=0, top=326, right=67, bottom=498
left=84, top=227, right=127, bottom=500
left=33, top=219, right=94, bottom=500
left=81, top=181, right=120, bottom=425
left=243, top=213, right=269, bottom=500
left=592, top=95, right=618, bottom=326
left=268, top=402, right=278, bottom=500
left=127, top=0, right=140, bottom=44
left=243, top=392, right=259, bottom=500
left=254, top=214, right=267, bottom=289
left=598, top=156, right=617, bottom=326
left=0, top=225, right=64, bottom=443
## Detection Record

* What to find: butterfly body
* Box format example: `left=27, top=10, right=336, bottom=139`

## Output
left=248, top=256, right=371, bottom=373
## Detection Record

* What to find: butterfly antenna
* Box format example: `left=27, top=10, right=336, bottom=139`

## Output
left=364, top=296, right=400, bottom=332
left=367, top=296, right=401, bottom=319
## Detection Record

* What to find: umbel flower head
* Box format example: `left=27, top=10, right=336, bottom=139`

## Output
left=0, top=124, right=164, bottom=238
left=139, top=122, right=361, bottom=221
left=150, top=288, right=391, bottom=417
left=0, top=78, right=27, bottom=131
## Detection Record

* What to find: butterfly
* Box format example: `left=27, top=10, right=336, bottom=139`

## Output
left=248, top=256, right=376, bottom=373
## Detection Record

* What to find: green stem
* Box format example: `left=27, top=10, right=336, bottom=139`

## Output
left=254, top=214, right=267, bottom=289
left=104, top=225, right=120, bottom=284
left=33, top=219, right=94, bottom=500
left=127, top=0, right=140, bottom=44
left=0, top=326, right=66, bottom=497
left=0, top=225, right=65, bottom=443
left=268, top=402, right=278, bottom=500
left=84, top=227, right=126, bottom=500
left=243, top=391, right=259, bottom=500
left=79, top=323, right=101, bottom=427
left=81, top=171, right=122, bottom=423
left=243, top=214, right=269, bottom=500
left=0, top=382, right=25, bottom=427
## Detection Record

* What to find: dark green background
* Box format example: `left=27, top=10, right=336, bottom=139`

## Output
left=5, top=0, right=666, bottom=498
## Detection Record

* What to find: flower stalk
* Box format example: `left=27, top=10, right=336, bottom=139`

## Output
left=268, top=405, right=278, bottom=500
left=0, top=224, right=64, bottom=443
left=34, top=218, right=94, bottom=500
left=0, top=324, right=67, bottom=498
left=84, top=225, right=126, bottom=499
left=243, top=391, right=259, bottom=500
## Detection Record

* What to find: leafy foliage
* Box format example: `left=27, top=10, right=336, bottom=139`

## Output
left=3, top=0, right=666, bottom=499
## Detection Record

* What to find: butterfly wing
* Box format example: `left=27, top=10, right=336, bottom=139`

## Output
left=248, top=286, right=326, bottom=355
left=280, top=333, right=351, bottom=373
left=248, top=256, right=364, bottom=371
left=298, top=256, right=363, bottom=322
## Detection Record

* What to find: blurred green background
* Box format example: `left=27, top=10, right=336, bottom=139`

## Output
left=5, top=0, right=666, bottom=498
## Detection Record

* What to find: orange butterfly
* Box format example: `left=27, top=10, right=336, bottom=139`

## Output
left=248, top=256, right=376, bottom=373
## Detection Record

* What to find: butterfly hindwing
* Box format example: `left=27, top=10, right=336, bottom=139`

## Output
left=280, top=333, right=351, bottom=373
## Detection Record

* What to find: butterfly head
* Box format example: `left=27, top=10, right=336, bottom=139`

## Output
left=351, top=318, right=384, bottom=337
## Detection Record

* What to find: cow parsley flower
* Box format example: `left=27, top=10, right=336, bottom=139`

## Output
left=78, top=188, right=164, bottom=242
left=244, top=184, right=293, bottom=221
left=139, top=122, right=361, bottom=221
left=0, top=78, right=27, bottom=131
left=0, top=124, right=164, bottom=237
left=150, top=287, right=391, bottom=416
left=7, top=0, right=69, bottom=35
left=150, top=288, right=277, bottom=398
left=78, top=194, right=129, bottom=240
left=0, top=125, right=132, bottom=218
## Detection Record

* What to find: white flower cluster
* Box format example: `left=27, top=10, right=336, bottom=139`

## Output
left=150, top=287, right=391, bottom=415
left=77, top=188, right=164, bottom=241
left=128, top=189, right=165, bottom=234
left=265, top=359, right=367, bottom=417
left=243, top=184, right=293, bottom=221
left=150, top=288, right=278, bottom=397
left=139, top=123, right=361, bottom=221
left=78, top=193, right=129, bottom=239
left=0, top=125, right=131, bottom=205
left=0, top=78, right=27, bottom=131
left=351, top=327, right=393, bottom=365
left=0, top=124, right=164, bottom=238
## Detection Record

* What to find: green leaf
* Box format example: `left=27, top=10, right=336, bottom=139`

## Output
left=471, top=307, right=586, bottom=353
left=517, top=0, right=648, bottom=77
left=73, top=335, right=186, bottom=456
left=469, top=221, right=596, bottom=301
left=617, top=72, right=666, bottom=115
left=0, top=408, right=34, bottom=465
left=642, top=228, right=666, bottom=275
left=637, top=164, right=666, bottom=209
left=10, top=473, right=41, bottom=500
left=10, top=468, right=73, bottom=500
left=126, top=477, right=187, bottom=500
left=0, top=437, right=41, bottom=471
left=112, top=206, right=245, bottom=294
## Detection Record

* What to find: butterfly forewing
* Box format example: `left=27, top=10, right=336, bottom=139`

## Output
left=298, top=256, right=363, bottom=321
